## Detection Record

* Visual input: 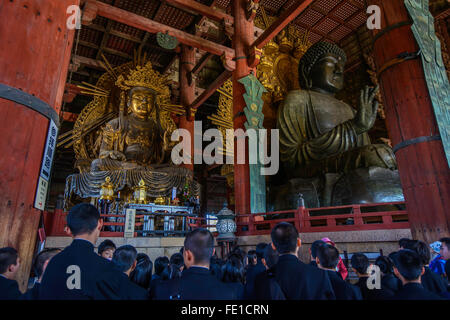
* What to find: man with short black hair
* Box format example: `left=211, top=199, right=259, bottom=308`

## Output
left=316, top=244, right=362, bottom=300
left=244, top=242, right=267, bottom=299
left=110, top=245, right=148, bottom=300
left=411, top=240, right=447, bottom=296
left=0, top=247, right=22, bottom=300
left=351, top=253, right=393, bottom=300
left=398, top=238, right=410, bottom=250
left=390, top=249, right=444, bottom=300
left=440, top=238, right=450, bottom=260
left=253, top=244, right=285, bottom=300
left=309, top=240, right=326, bottom=267
left=153, top=228, right=237, bottom=300
left=39, top=203, right=128, bottom=299
left=263, top=222, right=335, bottom=300
left=98, top=239, right=116, bottom=260
left=20, top=248, right=61, bottom=300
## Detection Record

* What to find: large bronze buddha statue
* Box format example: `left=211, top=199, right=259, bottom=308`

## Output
left=270, top=42, right=403, bottom=209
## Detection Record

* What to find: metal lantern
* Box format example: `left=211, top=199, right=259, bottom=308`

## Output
left=133, top=179, right=147, bottom=204
left=99, top=176, right=114, bottom=201
left=215, top=202, right=236, bottom=241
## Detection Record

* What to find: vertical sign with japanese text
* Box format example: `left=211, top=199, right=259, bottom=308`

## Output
left=34, top=120, right=58, bottom=210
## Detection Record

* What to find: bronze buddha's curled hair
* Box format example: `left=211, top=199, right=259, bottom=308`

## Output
left=298, top=41, right=347, bottom=89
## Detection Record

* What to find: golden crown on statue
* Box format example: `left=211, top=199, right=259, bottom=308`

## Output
left=116, top=61, right=171, bottom=97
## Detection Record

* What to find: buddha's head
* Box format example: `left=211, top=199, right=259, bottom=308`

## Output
left=298, top=41, right=347, bottom=94
left=128, top=87, right=156, bottom=119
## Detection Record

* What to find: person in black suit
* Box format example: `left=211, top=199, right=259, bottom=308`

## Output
left=244, top=242, right=267, bottom=299
left=39, top=203, right=130, bottom=300
left=390, top=249, right=444, bottom=300
left=0, top=247, right=22, bottom=300
left=309, top=240, right=326, bottom=268
left=130, top=253, right=152, bottom=291
left=220, top=254, right=245, bottom=299
left=20, top=248, right=61, bottom=300
left=410, top=240, right=447, bottom=296
left=262, top=222, right=335, bottom=300
left=110, top=245, right=149, bottom=300
left=316, top=243, right=362, bottom=300
left=152, top=228, right=237, bottom=300
left=375, top=255, right=401, bottom=294
left=254, top=243, right=286, bottom=300
left=351, top=253, right=394, bottom=300
left=150, top=256, right=169, bottom=289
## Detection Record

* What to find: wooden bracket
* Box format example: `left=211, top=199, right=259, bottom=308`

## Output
left=81, top=2, right=98, bottom=26
left=221, top=52, right=236, bottom=71
left=223, top=18, right=234, bottom=40
left=247, top=46, right=262, bottom=68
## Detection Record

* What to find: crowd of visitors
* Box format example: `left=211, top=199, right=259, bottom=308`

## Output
left=1, top=203, right=449, bottom=300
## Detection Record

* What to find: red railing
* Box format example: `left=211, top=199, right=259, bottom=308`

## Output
left=45, top=202, right=408, bottom=237
left=235, top=201, right=408, bottom=236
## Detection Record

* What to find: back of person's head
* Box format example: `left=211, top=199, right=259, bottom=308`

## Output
left=170, top=252, right=184, bottom=269
left=271, top=222, right=299, bottom=254
left=411, top=240, right=431, bottom=265
left=230, top=246, right=245, bottom=263
left=161, top=252, right=184, bottom=280
left=398, top=238, right=410, bottom=249
left=310, top=240, right=326, bottom=259
left=0, top=247, right=19, bottom=275
left=402, top=239, right=418, bottom=250
left=112, top=245, right=137, bottom=273
left=263, top=243, right=279, bottom=269
left=154, top=256, right=169, bottom=276
left=255, top=243, right=268, bottom=261
left=391, top=249, right=423, bottom=281
left=351, top=253, right=369, bottom=275
left=33, top=248, right=61, bottom=279
left=375, top=255, right=394, bottom=275
left=184, top=228, right=214, bottom=265
left=210, top=255, right=222, bottom=279
left=221, top=254, right=244, bottom=284
left=98, top=239, right=116, bottom=258
left=130, top=253, right=152, bottom=290
left=316, top=243, right=339, bottom=269
left=247, top=250, right=257, bottom=266
left=66, top=203, right=100, bottom=236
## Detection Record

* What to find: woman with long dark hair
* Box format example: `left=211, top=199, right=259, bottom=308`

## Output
left=130, top=253, right=153, bottom=291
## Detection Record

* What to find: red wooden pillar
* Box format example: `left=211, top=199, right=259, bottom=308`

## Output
left=232, top=0, right=254, bottom=215
left=0, top=0, right=78, bottom=290
left=179, top=45, right=195, bottom=172
left=370, top=0, right=450, bottom=242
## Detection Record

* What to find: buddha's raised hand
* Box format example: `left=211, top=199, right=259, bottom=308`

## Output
left=353, top=85, right=379, bottom=134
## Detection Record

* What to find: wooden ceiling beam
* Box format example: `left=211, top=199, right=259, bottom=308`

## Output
left=83, top=0, right=235, bottom=58
left=164, top=0, right=234, bottom=24
left=252, top=0, right=314, bottom=49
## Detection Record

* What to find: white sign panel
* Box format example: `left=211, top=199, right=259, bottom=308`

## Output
left=34, top=176, right=49, bottom=211
left=124, top=209, right=136, bottom=238
left=34, top=119, right=58, bottom=211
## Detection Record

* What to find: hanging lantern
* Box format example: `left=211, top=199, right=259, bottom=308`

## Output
left=215, top=202, right=236, bottom=241
left=99, top=176, right=114, bottom=201
left=133, top=179, right=147, bottom=204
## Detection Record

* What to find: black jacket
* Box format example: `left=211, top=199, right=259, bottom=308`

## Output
left=253, top=268, right=286, bottom=300
left=356, top=276, right=395, bottom=300
left=390, top=283, right=445, bottom=300
left=0, top=276, right=22, bottom=300
left=271, top=254, right=335, bottom=300
left=19, top=282, right=40, bottom=300
left=381, top=273, right=402, bottom=293
left=39, top=239, right=128, bottom=300
left=244, top=261, right=266, bottom=299
left=114, top=273, right=149, bottom=300
left=152, top=266, right=238, bottom=300
left=326, top=270, right=362, bottom=300
left=421, top=267, right=448, bottom=296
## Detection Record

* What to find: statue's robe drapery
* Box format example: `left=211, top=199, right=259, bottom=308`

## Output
left=91, top=116, right=165, bottom=172
left=277, top=90, right=397, bottom=178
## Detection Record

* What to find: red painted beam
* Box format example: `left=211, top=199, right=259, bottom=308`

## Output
left=189, top=70, right=232, bottom=109
left=61, top=111, right=79, bottom=123
left=252, top=0, right=314, bottom=49
left=164, top=0, right=234, bottom=24
left=84, top=0, right=235, bottom=58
